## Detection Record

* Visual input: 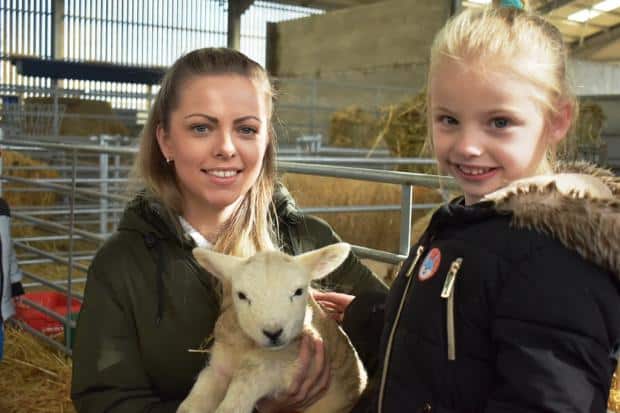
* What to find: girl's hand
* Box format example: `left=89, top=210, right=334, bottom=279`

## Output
left=255, top=332, right=331, bottom=413
left=313, top=291, right=355, bottom=323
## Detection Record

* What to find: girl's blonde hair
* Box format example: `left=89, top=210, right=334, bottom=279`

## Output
left=427, top=0, right=577, bottom=173
left=132, top=48, right=278, bottom=257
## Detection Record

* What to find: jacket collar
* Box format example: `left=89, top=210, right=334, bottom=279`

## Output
left=484, top=162, right=620, bottom=283
left=117, top=184, right=304, bottom=244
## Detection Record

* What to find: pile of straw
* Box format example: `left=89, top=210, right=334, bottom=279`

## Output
left=0, top=326, right=75, bottom=413
left=558, top=100, right=607, bottom=164
left=328, top=90, right=433, bottom=174
left=329, top=106, right=384, bottom=149
left=2, top=150, right=59, bottom=208
left=23, top=97, right=129, bottom=137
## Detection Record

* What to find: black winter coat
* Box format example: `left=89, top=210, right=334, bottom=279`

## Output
left=71, top=187, right=387, bottom=413
left=352, top=166, right=620, bottom=413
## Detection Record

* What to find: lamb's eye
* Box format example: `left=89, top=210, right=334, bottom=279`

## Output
left=237, top=292, right=247, bottom=300
left=294, top=288, right=304, bottom=296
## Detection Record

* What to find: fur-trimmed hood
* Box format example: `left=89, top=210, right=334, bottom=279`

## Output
left=484, top=162, right=620, bottom=282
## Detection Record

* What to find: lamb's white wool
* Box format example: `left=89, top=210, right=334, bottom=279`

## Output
left=177, top=243, right=367, bottom=413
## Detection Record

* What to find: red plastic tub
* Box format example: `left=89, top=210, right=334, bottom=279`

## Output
left=14, top=291, right=82, bottom=335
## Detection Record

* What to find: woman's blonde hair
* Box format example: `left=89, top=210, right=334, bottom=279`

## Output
left=132, top=48, right=278, bottom=257
left=427, top=0, right=577, bottom=173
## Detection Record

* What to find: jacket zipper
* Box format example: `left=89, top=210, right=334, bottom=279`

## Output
left=378, top=245, right=424, bottom=413
left=440, top=258, right=463, bottom=361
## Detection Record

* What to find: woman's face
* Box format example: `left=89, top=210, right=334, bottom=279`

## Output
left=157, top=74, right=270, bottom=217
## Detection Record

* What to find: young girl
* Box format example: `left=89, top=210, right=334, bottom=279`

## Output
left=351, top=1, right=620, bottom=412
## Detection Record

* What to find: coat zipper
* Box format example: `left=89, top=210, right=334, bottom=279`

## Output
left=378, top=245, right=424, bottom=413
left=440, top=258, right=463, bottom=361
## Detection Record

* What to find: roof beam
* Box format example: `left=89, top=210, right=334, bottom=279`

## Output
left=264, top=0, right=379, bottom=10
left=571, top=24, right=620, bottom=59
left=537, top=0, right=575, bottom=14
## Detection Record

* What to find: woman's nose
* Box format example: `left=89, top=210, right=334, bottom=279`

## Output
left=213, top=131, right=236, bottom=159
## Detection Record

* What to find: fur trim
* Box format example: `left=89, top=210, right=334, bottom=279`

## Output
left=555, top=161, right=620, bottom=195
left=484, top=164, right=620, bottom=280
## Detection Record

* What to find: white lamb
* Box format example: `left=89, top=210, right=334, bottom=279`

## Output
left=178, top=242, right=367, bottom=413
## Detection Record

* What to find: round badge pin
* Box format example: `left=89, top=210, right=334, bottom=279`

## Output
left=418, top=248, right=441, bottom=281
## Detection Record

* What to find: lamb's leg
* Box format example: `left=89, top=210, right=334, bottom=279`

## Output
left=214, top=357, right=292, bottom=413
left=177, top=366, right=230, bottom=413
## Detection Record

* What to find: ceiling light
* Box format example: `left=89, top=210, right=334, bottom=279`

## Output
left=567, top=9, right=602, bottom=22
left=594, top=0, right=620, bottom=12
left=466, top=0, right=491, bottom=4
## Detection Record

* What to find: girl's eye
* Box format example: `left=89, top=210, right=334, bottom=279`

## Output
left=438, top=115, right=458, bottom=126
left=491, top=118, right=510, bottom=128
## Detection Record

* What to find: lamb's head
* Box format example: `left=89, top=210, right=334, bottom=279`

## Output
left=193, top=243, right=350, bottom=349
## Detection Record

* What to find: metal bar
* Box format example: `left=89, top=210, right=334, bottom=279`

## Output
left=20, top=256, right=95, bottom=264
left=280, top=162, right=457, bottom=189
left=351, top=245, right=405, bottom=266
left=99, top=136, right=109, bottom=235
left=300, top=203, right=438, bottom=214
left=22, top=270, right=86, bottom=298
left=278, top=156, right=436, bottom=165
left=13, top=207, right=124, bottom=216
left=9, top=318, right=71, bottom=355
left=1, top=174, right=128, bottom=203
left=15, top=241, right=90, bottom=272
left=16, top=235, right=88, bottom=242
left=65, top=148, right=77, bottom=349
left=19, top=297, right=78, bottom=328
left=12, top=211, right=106, bottom=242
left=399, top=185, right=413, bottom=256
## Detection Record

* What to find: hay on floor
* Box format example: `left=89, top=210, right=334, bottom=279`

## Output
left=0, top=326, right=75, bottom=413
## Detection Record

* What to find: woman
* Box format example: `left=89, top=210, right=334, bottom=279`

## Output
left=71, top=48, right=386, bottom=413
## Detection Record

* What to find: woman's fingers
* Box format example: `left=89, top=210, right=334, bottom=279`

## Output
left=288, top=336, right=330, bottom=409
left=313, top=291, right=355, bottom=307
left=287, top=334, right=313, bottom=395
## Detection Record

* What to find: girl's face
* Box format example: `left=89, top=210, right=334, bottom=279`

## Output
left=157, top=74, right=270, bottom=217
left=429, top=62, right=569, bottom=205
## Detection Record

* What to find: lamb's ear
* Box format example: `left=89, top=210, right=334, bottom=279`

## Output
left=295, top=243, right=351, bottom=281
left=192, top=247, right=244, bottom=283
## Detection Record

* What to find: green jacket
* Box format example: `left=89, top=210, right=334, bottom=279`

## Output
left=71, top=188, right=387, bottom=413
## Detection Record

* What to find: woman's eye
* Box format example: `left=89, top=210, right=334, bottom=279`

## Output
left=192, top=124, right=210, bottom=134
left=239, top=126, right=257, bottom=135
left=491, top=118, right=510, bottom=128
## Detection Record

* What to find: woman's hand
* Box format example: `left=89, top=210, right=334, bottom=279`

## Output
left=255, top=332, right=331, bottom=413
left=313, top=291, right=355, bottom=323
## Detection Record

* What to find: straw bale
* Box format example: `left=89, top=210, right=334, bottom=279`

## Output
left=0, top=326, right=75, bottom=413
left=328, top=91, right=434, bottom=174
left=24, top=97, right=129, bottom=137
left=281, top=174, right=443, bottom=253
left=2, top=150, right=59, bottom=207
left=329, top=106, right=384, bottom=149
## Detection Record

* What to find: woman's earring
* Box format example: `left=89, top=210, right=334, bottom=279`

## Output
left=166, top=157, right=174, bottom=165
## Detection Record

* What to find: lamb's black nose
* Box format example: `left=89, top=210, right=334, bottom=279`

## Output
left=262, top=328, right=283, bottom=342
